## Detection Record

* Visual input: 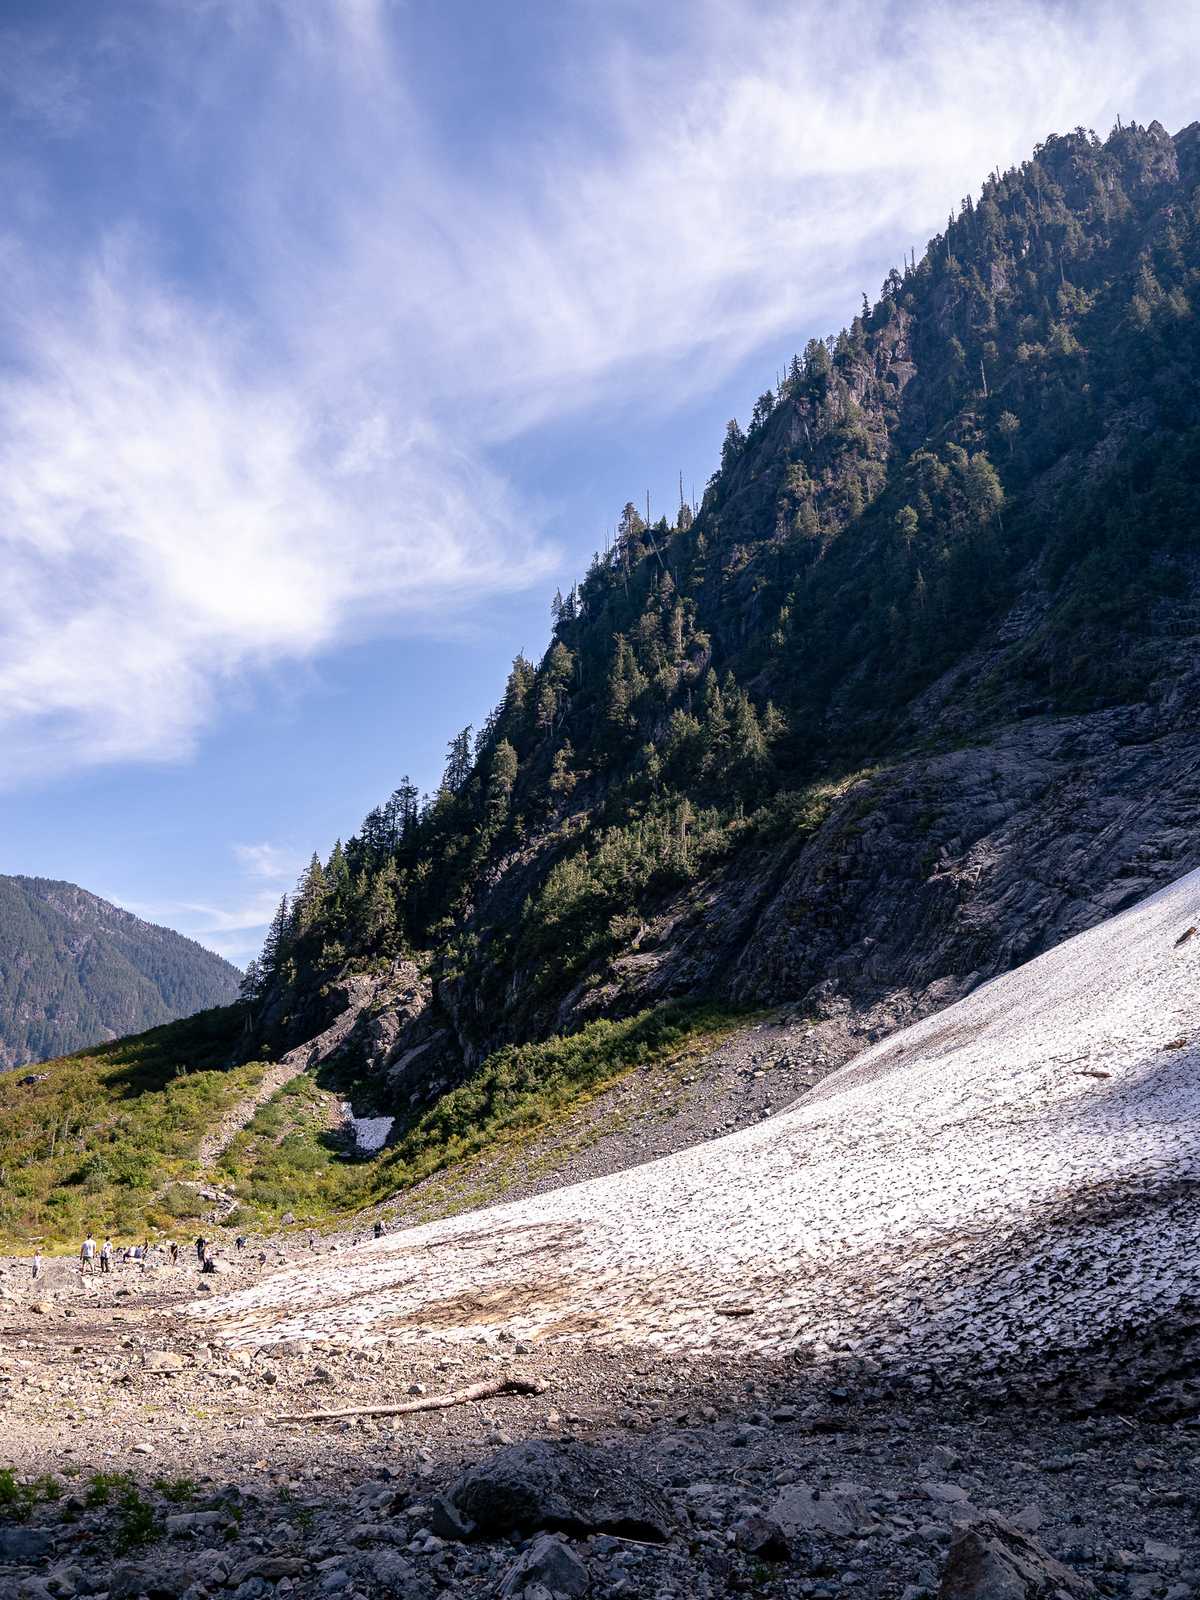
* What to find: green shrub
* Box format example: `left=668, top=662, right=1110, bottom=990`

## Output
left=158, top=1184, right=203, bottom=1220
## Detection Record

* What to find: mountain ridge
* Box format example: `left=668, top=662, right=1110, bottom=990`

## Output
left=0, top=873, right=241, bottom=1070
left=2, top=115, right=1198, bottom=1247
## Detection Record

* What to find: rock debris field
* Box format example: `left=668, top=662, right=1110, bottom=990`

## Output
left=198, top=868, right=1200, bottom=1378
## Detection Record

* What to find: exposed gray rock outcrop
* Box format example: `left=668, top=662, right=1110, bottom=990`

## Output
left=938, top=1513, right=1095, bottom=1599
left=450, top=1442, right=673, bottom=1542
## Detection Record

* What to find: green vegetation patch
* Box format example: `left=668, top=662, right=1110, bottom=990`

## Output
left=0, top=999, right=743, bottom=1244
left=389, top=1002, right=741, bottom=1183
left=0, top=1006, right=262, bottom=1251
left=215, top=1072, right=364, bottom=1221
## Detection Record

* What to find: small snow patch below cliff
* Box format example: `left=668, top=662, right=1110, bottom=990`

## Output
left=342, top=1107, right=395, bottom=1155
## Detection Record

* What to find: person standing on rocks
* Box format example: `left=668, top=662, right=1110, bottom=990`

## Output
left=169, top=1241, right=179, bottom=1266
left=80, top=1234, right=96, bottom=1275
left=373, top=1220, right=384, bottom=1240
left=195, top=1236, right=206, bottom=1263
left=100, top=1238, right=113, bottom=1274
left=31, top=1251, right=42, bottom=1281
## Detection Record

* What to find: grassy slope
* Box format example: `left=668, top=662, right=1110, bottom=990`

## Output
left=0, top=1007, right=261, bottom=1250
left=0, top=1002, right=744, bottom=1251
left=216, top=1002, right=745, bottom=1227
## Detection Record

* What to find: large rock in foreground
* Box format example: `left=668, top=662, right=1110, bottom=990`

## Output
left=939, top=1514, right=1094, bottom=1599
left=450, top=1442, right=672, bottom=1542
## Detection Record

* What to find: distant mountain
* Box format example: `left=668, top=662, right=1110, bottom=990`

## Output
left=0, top=875, right=241, bottom=1070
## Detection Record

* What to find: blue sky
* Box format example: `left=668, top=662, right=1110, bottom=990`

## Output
left=0, top=0, right=1195, bottom=966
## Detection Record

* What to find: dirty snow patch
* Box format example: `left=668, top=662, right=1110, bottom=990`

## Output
left=343, top=1110, right=394, bottom=1154
left=195, top=867, right=1200, bottom=1370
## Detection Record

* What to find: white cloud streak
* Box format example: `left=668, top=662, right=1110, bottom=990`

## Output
left=0, top=0, right=1195, bottom=782
left=232, top=842, right=304, bottom=882
left=117, top=841, right=304, bottom=964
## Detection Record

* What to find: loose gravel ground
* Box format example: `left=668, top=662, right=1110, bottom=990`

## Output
left=1, top=1262, right=1198, bottom=1600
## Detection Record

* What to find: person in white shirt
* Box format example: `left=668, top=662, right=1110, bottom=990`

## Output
left=80, top=1234, right=96, bottom=1274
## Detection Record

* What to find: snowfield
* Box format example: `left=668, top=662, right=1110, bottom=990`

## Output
left=196, top=867, right=1200, bottom=1370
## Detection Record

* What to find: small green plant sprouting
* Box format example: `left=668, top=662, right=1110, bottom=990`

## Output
left=85, top=1470, right=135, bottom=1507
left=113, top=1485, right=158, bottom=1553
left=0, top=1469, right=62, bottom=1520
left=153, top=1476, right=198, bottom=1504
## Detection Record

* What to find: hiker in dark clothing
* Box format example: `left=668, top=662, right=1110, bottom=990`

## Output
left=195, top=1236, right=206, bottom=1263
left=169, top=1242, right=179, bottom=1266
left=373, top=1220, right=384, bottom=1240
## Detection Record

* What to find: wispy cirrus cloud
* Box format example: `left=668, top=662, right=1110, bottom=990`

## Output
left=0, top=0, right=1195, bottom=784
left=232, top=842, right=305, bottom=882
left=118, top=840, right=303, bottom=964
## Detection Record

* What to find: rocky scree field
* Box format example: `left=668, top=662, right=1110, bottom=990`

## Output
left=0, top=869, right=1198, bottom=1600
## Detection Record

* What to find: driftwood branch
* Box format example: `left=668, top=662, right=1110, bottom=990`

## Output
left=275, top=1375, right=547, bottom=1424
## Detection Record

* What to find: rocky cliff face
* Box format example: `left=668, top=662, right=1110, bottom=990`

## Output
left=341, top=672, right=1200, bottom=1104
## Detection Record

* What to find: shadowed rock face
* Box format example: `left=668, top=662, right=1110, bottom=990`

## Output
left=939, top=1514, right=1096, bottom=1600
left=348, top=692, right=1200, bottom=1095
left=725, top=697, right=1200, bottom=1012
left=450, top=1441, right=674, bottom=1542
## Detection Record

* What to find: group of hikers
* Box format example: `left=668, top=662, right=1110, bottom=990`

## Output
left=60, top=1232, right=267, bottom=1277
left=35, top=1217, right=392, bottom=1280
left=194, top=1233, right=267, bottom=1272
left=73, top=1234, right=181, bottom=1274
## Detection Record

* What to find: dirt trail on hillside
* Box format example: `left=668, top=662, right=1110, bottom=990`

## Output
left=198, top=995, right=370, bottom=1168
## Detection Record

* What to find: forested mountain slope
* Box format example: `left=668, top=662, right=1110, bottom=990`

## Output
left=240, top=119, right=1200, bottom=1126
left=0, top=876, right=240, bottom=1070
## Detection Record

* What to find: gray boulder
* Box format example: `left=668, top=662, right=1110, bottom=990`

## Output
left=498, top=1535, right=589, bottom=1598
left=0, top=1529, right=54, bottom=1563
left=938, top=1514, right=1094, bottom=1599
left=451, top=1443, right=672, bottom=1542
left=366, top=1552, right=436, bottom=1598
left=144, top=1351, right=188, bottom=1374
left=733, top=1512, right=791, bottom=1560
left=107, top=1566, right=183, bottom=1600
left=769, top=1482, right=874, bottom=1538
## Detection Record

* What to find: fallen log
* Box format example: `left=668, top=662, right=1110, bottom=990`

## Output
left=275, top=1375, right=547, bottom=1424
